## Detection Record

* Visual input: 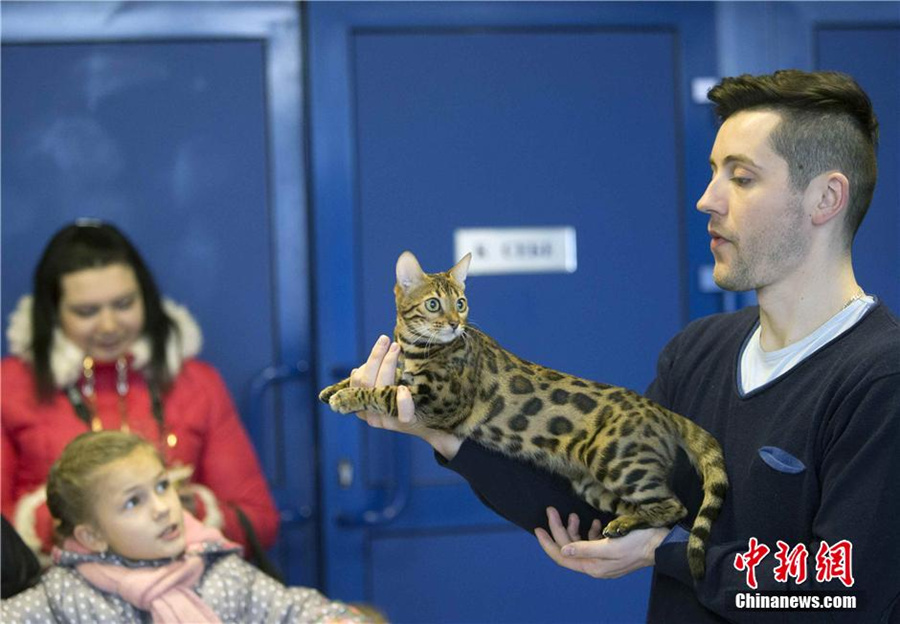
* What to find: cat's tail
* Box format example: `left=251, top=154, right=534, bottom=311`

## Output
left=669, top=410, right=728, bottom=581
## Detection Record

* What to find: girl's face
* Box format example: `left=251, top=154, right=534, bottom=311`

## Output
left=58, top=263, right=146, bottom=362
left=77, top=446, right=185, bottom=560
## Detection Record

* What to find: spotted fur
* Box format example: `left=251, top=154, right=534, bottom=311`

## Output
left=320, top=251, right=727, bottom=579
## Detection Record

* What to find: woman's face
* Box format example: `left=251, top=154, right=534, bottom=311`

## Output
left=58, top=263, right=146, bottom=362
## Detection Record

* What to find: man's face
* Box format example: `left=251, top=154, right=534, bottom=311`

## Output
left=697, top=110, right=810, bottom=292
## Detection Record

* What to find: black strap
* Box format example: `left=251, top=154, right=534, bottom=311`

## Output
left=231, top=504, right=283, bottom=582
left=148, top=382, right=165, bottom=434
left=66, top=385, right=93, bottom=426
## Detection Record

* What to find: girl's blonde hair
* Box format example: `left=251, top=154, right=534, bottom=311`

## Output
left=46, top=431, right=163, bottom=538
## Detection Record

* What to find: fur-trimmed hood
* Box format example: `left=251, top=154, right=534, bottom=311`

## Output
left=6, top=294, right=203, bottom=389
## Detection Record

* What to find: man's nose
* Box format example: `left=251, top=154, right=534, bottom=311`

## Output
left=696, top=178, right=724, bottom=215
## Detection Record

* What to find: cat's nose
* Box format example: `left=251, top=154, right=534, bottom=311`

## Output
left=449, top=322, right=459, bottom=330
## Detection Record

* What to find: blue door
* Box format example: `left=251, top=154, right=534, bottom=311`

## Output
left=309, top=3, right=716, bottom=622
left=0, top=2, right=318, bottom=588
left=814, top=21, right=900, bottom=312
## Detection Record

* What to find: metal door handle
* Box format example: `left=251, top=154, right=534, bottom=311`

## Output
left=337, top=433, right=411, bottom=526
left=248, top=361, right=312, bottom=526
left=327, top=364, right=412, bottom=527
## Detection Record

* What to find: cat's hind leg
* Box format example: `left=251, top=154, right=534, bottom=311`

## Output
left=573, top=476, right=624, bottom=516
left=603, top=494, right=686, bottom=537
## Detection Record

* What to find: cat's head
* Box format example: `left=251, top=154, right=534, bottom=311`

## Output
left=394, top=251, right=472, bottom=344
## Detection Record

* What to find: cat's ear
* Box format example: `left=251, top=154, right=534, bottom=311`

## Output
left=449, top=252, right=472, bottom=286
left=396, top=251, right=427, bottom=292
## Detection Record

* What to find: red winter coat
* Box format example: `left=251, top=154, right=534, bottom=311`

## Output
left=1, top=356, right=280, bottom=555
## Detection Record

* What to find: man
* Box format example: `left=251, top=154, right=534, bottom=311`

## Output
left=351, top=70, right=900, bottom=622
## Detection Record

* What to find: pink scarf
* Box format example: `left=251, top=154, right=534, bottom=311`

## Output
left=59, top=513, right=237, bottom=623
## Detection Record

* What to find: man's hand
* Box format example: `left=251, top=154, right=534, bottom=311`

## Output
left=352, top=335, right=462, bottom=460
left=535, top=507, right=667, bottom=579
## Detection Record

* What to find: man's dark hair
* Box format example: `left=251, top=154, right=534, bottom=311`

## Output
left=707, top=70, right=878, bottom=247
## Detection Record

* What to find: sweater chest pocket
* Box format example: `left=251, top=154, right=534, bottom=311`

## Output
left=746, top=446, right=810, bottom=508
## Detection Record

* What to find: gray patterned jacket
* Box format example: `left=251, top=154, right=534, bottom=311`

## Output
left=1, top=543, right=371, bottom=623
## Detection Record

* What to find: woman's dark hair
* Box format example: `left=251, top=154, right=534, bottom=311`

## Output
left=31, top=220, right=175, bottom=399
left=707, top=70, right=878, bottom=248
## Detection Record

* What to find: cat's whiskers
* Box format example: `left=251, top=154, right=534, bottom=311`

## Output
left=406, top=324, right=440, bottom=358
left=407, top=325, right=428, bottom=343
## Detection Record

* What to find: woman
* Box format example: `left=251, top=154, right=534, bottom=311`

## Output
left=1, top=220, right=279, bottom=563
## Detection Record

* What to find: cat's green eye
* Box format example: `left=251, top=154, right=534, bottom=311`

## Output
left=456, top=298, right=467, bottom=312
left=424, top=298, right=441, bottom=312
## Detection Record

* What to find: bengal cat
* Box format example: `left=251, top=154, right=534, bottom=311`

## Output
left=320, top=251, right=727, bottom=579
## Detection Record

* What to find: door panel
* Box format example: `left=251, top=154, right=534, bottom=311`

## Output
left=816, top=26, right=900, bottom=312
left=371, top=530, right=648, bottom=624
left=354, top=28, right=681, bottom=484
left=1, top=40, right=273, bottom=395
left=310, top=3, right=717, bottom=621
left=1, top=2, right=317, bottom=588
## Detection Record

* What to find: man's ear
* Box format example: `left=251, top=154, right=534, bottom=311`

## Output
left=809, top=171, right=850, bottom=226
left=73, top=523, right=108, bottom=553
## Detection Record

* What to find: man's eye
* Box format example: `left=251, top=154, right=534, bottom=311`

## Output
left=731, top=177, right=752, bottom=187
left=124, top=495, right=141, bottom=510
left=156, top=479, right=170, bottom=493
left=71, top=307, right=98, bottom=318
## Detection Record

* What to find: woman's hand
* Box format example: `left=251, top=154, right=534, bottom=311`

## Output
left=352, top=335, right=462, bottom=460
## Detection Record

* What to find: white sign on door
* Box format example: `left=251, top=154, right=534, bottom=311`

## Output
left=454, top=226, right=577, bottom=275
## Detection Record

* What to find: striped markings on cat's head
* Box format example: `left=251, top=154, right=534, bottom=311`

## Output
left=395, top=251, right=473, bottom=344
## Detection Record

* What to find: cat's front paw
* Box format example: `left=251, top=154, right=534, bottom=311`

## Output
left=319, top=379, right=350, bottom=403
left=328, top=389, right=363, bottom=414
left=319, top=385, right=339, bottom=403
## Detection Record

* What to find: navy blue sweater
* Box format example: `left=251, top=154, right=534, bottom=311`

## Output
left=440, top=303, right=900, bottom=623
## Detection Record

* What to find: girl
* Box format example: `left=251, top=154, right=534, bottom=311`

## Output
left=1, top=431, right=370, bottom=623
